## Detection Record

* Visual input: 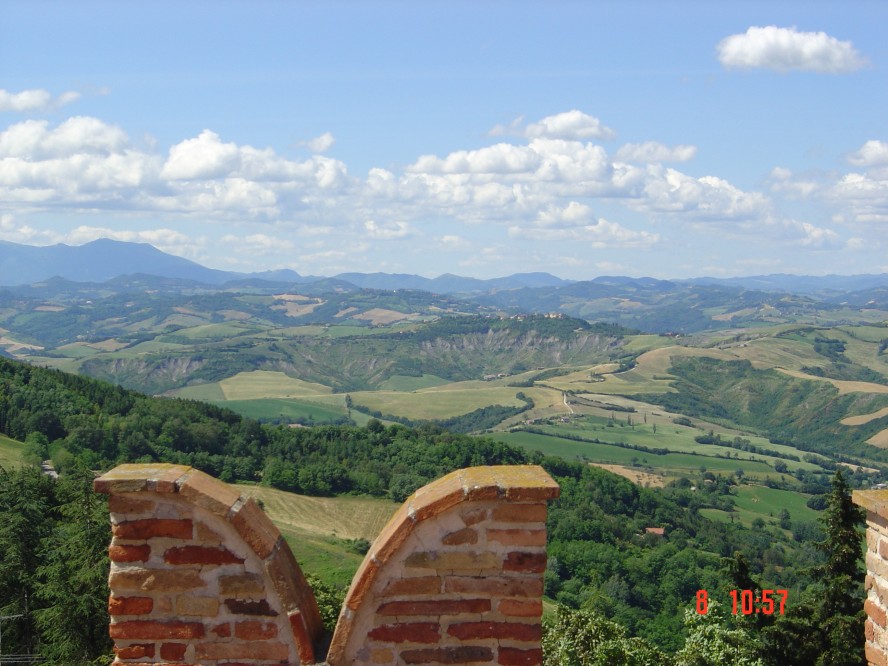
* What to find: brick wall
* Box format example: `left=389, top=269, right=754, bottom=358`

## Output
left=855, top=490, right=888, bottom=666
left=96, top=464, right=558, bottom=666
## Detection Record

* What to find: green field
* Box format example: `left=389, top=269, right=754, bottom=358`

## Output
left=350, top=386, right=529, bottom=420
left=219, top=371, right=333, bottom=400
left=378, top=374, right=450, bottom=391
left=700, top=484, right=819, bottom=529
left=0, top=434, right=26, bottom=468
left=236, top=485, right=398, bottom=587
left=216, top=398, right=348, bottom=424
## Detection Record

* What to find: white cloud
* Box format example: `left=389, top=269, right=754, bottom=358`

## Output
left=848, top=140, right=888, bottom=167
left=717, top=26, right=867, bottom=73
left=525, top=110, right=615, bottom=141
left=302, top=132, right=336, bottom=153
left=615, top=142, right=697, bottom=164
left=0, top=88, right=81, bottom=113
left=364, top=219, right=410, bottom=239
left=161, top=130, right=240, bottom=180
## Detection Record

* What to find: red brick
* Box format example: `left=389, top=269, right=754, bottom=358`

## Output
left=113, top=519, right=192, bottom=540
left=223, top=598, right=278, bottom=616
left=498, top=647, right=543, bottom=666
left=498, top=599, right=543, bottom=617
left=377, top=599, right=490, bottom=616
left=442, top=528, right=479, bottom=545
left=492, top=504, right=547, bottom=523
left=880, top=539, right=888, bottom=561
left=445, top=576, right=543, bottom=598
left=164, top=545, right=244, bottom=566
left=289, top=610, right=316, bottom=664
left=867, top=599, right=888, bottom=628
left=503, top=552, right=546, bottom=573
left=195, top=641, right=289, bottom=661
left=113, top=643, right=155, bottom=660
left=109, top=620, right=205, bottom=640
left=109, top=544, right=151, bottom=563
left=401, top=646, right=494, bottom=664
left=229, top=498, right=280, bottom=559
left=264, top=538, right=323, bottom=638
left=211, top=622, right=231, bottom=638
left=382, top=576, right=442, bottom=597
left=867, top=618, right=877, bottom=642
left=487, top=529, right=546, bottom=547
left=367, top=622, right=440, bottom=643
left=177, top=469, right=242, bottom=516
left=404, top=551, right=499, bottom=571
left=461, top=507, right=488, bottom=526
left=108, top=596, right=153, bottom=616
left=235, top=620, right=278, bottom=640
left=160, top=643, right=187, bottom=661
left=108, top=494, right=156, bottom=515
left=110, top=568, right=203, bottom=593
left=448, top=622, right=542, bottom=642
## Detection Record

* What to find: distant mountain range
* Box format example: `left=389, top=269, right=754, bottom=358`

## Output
left=1, top=238, right=886, bottom=297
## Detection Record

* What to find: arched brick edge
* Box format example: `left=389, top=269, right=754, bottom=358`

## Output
left=327, top=465, right=560, bottom=666
left=854, top=490, right=888, bottom=666
left=95, top=463, right=323, bottom=665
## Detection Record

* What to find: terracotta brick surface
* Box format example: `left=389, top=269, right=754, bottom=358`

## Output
left=404, top=551, right=500, bottom=571
left=109, top=544, right=152, bottom=563
left=109, top=494, right=156, bottom=515
left=491, top=504, right=547, bottom=523
left=381, top=576, right=442, bottom=597
left=498, top=599, right=543, bottom=617
left=867, top=599, right=888, bottom=629
left=177, top=469, right=242, bottom=516
left=401, top=646, right=494, bottom=664
left=503, top=551, right=547, bottom=573
left=94, top=463, right=191, bottom=495
left=498, top=647, right=544, bottom=666
left=194, top=641, right=289, bottom=661
left=109, top=620, right=205, bottom=640
left=113, top=519, right=193, bottom=541
left=377, top=599, right=491, bottom=616
left=110, top=568, right=203, bottom=593
left=164, top=545, right=244, bottom=566
left=160, top=642, right=187, bottom=661
left=219, top=572, right=265, bottom=596
left=445, top=576, right=543, bottom=598
left=442, top=527, right=479, bottom=545
left=108, top=596, right=154, bottom=616
left=211, top=622, right=232, bottom=638
left=176, top=595, right=220, bottom=617
left=460, top=507, right=488, bottom=526
left=234, top=620, right=278, bottom=640
left=289, top=610, right=316, bottom=664
left=223, top=598, right=279, bottom=616
left=113, top=643, right=155, bottom=660
left=264, top=537, right=323, bottom=639
left=448, top=621, right=542, bottom=642
left=367, top=622, right=441, bottom=644
left=229, top=498, right=281, bottom=559
left=487, top=529, right=547, bottom=547
left=866, top=641, right=888, bottom=666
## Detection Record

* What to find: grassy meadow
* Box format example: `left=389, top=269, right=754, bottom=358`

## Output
left=0, top=434, right=26, bottom=469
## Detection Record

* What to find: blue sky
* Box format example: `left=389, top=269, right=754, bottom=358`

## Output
left=1, top=1, right=886, bottom=279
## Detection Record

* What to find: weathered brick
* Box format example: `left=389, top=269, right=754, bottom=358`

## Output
left=94, top=463, right=191, bottom=494
left=211, top=622, right=231, bottom=638
left=377, top=599, right=490, bottom=616
left=367, top=622, right=440, bottom=643
left=229, top=498, right=280, bottom=559
left=289, top=610, right=316, bottom=664
left=498, top=647, right=543, bottom=666
left=177, top=469, right=242, bottom=516
left=194, top=641, right=289, bottom=661
left=108, top=596, right=153, bottom=616
left=110, top=568, right=204, bottom=593
left=113, top=519, right=192, bottom=541
left=445, top=576, right=543, bottom=598
left=195, top=521, right=223, bottom=545
left=109, top=544, right=151, bottom=563
left=219, top=573, right=265, bottom=596
left=109, top=620, right=205, bottom=640
left=866, top=641, right=888, bottom=666
left=867, top=618, right=877, bottom=643
left=176, top=595, right=220, bottom=617
left=108, top=494, right=156, bottom=515
left=264, top=538, right=323, bottom=637
left=491, top=504, right=547, bottom=523
left=487, top=529, right=546, bottom=547
left=404, top=551, right=499, bottom=571
left=113, top=643, right=155, bottom=660
left=880, top=539, right=888, bottom=562
left=866, top=598, right=888, bottom=628
left=498, top=599, right=543, bottom=617
left=503, top=552, right=546, bottom=573
left=448, top=621, right=542, bottom=642
left=461, top=507, right=488, bottom=526
left=235, top=620, right=278, bottom=640
left=442, top=527, right=479, bottom=545
left=381, top=576, right=442, bottom=597
left=164, top=545, right=244, bottom=566
left=371, top=648, right=395, bottom=663
left=401, top=646, right=494, bottom=664
left=223, top=598, right=278, bottom=616
left=160, top=643, right=187, bottom=661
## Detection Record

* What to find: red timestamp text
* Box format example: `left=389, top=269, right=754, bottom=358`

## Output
left=695, top=589, right=788, bottom=615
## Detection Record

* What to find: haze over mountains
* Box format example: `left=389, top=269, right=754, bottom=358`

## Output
left=1, top=238, right=887, bottom=298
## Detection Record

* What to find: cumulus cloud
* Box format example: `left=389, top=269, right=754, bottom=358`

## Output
left=717, top=26, right=867, bottom=73
left=364, top=219, right=410, bottom=239
left=524, top=110, right=615, bottom=141
left=848, top=140, right=888, bottom=167
left=302, top=132, right=336, bottom=153
left=0, top=88, right=81, bottom=113
left=161, top=130, right=240, bottom=180
left=615, top=142, right=697, bottom=164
